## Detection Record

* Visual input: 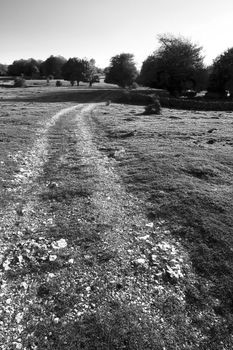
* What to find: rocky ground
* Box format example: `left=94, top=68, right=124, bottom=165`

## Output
left=1, top=92, right=233, bottom=349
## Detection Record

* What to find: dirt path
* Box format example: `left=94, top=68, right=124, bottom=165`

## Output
left=0, top=103, right=199, bottom=349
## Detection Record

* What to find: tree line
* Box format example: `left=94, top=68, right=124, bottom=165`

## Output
left=104, top=35, right=233, bottom=98
left=1, top=56, right=102, bottom=86
left=1, top=33, right=233, bottom=96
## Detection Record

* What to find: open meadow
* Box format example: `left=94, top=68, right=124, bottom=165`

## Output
left=1, top=84, right=233, bottom=349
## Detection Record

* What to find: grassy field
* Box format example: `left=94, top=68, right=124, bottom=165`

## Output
left=1, top=84, right=233, bottom=349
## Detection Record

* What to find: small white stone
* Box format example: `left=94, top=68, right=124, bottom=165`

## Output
left=138, top=235, right=150, bottom=240
left=3, top=260, right=11, bottom=271
left=146, top=222, right=154, bottom=228
left=15, top=313, right=23, bottom=323
left=135, top=258, right=146, bottom=265
left=49, top=255, right=57, bottom=262
left=68, top=258, right=74, bottom=264
left=48, top=273, right=55, bottom=278
left=52, top=238, right=67, bottom=249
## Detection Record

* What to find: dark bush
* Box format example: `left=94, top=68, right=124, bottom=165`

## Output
left=143, top=100, right=161, bottom=115
left=115, top=91, right=158, bottom=105
left=130, top=82, right=139, bottom=90
left=13, top=77, right=27, bottom=87
left=159, top=97, right=233, bottom=111
left=56, top=80, right=62, bottom=87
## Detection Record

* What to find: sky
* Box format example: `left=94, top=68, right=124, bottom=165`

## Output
left=1, top=0, right=233, bottom=69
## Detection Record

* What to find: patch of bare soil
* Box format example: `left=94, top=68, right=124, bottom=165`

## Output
left=1, top=98, right=233, bottom=349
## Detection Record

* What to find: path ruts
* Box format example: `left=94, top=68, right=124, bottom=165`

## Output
left=0, top=103, right=196, bottom=350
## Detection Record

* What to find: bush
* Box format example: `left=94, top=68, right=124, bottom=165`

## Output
left=13, top=77, right=27, bottom=88
left=115, top=91, right=158, bottom=105
left=130, top=82, right=139, bottom=90
left=143, top=100, right=161, bottom=115
left=56, top=80, right=62, bottom=87
left=159, top=97, right=233, bottom=111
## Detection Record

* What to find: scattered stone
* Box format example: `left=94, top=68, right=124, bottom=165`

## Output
left=151, top=254, right=157, bottom=261
left=113, top=148, right=125, bottom=160
left=51, top=238, right=67, bottom=249
left=138, top=235, right=150, bottom=241
left=20, top=282, right=28, bottom=290
left=135, top=258, right=147, bottom=265
left=84, top=255, right=92, bottom=260
left=15, top=313, right=23, bottom=323
left=49, top=255, right=57, bottom=262
left=146, top=222, right=154, bottom=228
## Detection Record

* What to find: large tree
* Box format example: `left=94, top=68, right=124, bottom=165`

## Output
left=105, top=53, right=138, bottom=88
left=41, top=55, right=67, bottom=79
left=62, top=58, right=85, bottom=85
left=207, top=48, right=233, bottom=97
left=139, top=34, right=207, bottom=95
left=62, top=58, right=97, bottom=86
left=82, top=58, right=97, bottom=86
left=8, top=58, right=41, bottom=77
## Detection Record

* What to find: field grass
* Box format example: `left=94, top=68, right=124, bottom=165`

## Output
left=88, top=103, right=233, bottom=348
left=1, top=84, right=233, bottom=349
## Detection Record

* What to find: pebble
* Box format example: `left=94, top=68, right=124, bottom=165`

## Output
left=135, top=258, right=147, bottom=265
left=49, top=255, right=57, bottom=262
left=138, top=235, right=150, bottom=240
left=52, top=238, right=67, bottom=249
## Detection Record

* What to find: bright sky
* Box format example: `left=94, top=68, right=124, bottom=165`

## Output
left=1, top=0, right=233, bottom=69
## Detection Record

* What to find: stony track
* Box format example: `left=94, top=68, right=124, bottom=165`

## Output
left=0, top=103, right=199, bottom=349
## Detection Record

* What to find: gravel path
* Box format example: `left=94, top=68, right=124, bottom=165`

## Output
left=0, top=103, right=197, bottom=349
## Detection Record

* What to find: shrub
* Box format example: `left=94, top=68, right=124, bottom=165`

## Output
left=56, top=80, right=62, bottom=87
left=143, top=100, right=161, bottom=115
left=13, top=77, right=27, bottom=87
left=130, top=82, right=139, bottom=90
left=159, top=97, right=233, bottom=111
left=115, top=91, right=158, bottom=105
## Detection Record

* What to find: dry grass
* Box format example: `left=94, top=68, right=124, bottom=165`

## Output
left=91, top=103, right=233, bottom=347
left=1, top=85, right=233, bottom=349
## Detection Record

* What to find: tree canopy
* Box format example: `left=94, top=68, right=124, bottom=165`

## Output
left=41, top=55, right=67, bottom=79
left=105, top=53, right=138, bottom=88
left=139, top=34, right=207, bottom=95
left=62, top=58, right=85, bottom=85
left=62, top=58, right=97, bottom=86
left=8, top=59, right=41, bottom=77
left=207, top=48, right=233, bottom=97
